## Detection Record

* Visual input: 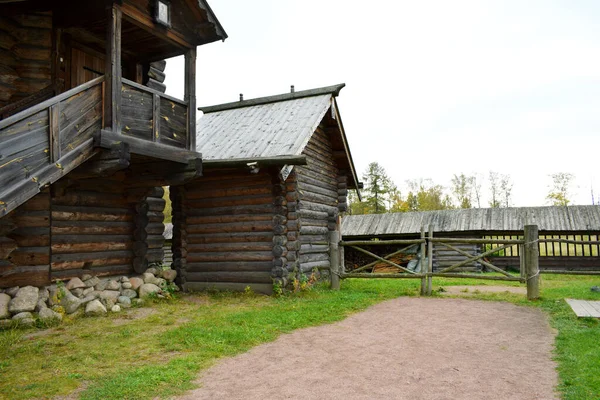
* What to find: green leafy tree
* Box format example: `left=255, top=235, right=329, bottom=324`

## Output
left=547, top=172, right=574, bottom=206
left=405, top=179, right=453, bottom=211
left=451, top=173, right=474, bottom=209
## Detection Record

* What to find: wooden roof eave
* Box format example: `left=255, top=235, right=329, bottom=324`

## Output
left=202, top=155, right=308, bottom=169
left=331, top=97, right=362, bottom=200
left=196, top=0, right=228, bottom=43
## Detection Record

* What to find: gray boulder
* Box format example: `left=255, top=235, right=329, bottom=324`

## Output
left=12, top=312, right=35, bottom=327
left=142, top=272, right=155, bottom=283
left=35, top=299, right=48, bottom=312
left=105, top=280, right=121, bottom=291
left=139, top=283, right=161, bottom=298
left=60, top=289, right=82, bottom=314
left=39, top=308, right=62, bottom=323
left=5, top=286, right=19, bottom=297
left=8, top=286, right=39, bottom=314
left=94, top=279, right=108, bottom=291
left=85, top=300, right=107, bottom=316
left=71, top=288, right=85, bottom=298
left=146, top=267, right=159, bottom=275
left=66, top=277, right=86, bottom=290
left=38, top=288, right=49, bottom=302
left=117, top=296, right=131, bottom=306
left=99, top=290, right=120, bottom=302
left=111, top=304, right=121, bottom=313
left=121, top=282, right=132, bottom=289
left=81, top=274, right=93, bottom=281
left=121, top=289, right=137, bottom=299
left=0, top=293, right=11, bottom=319
left=84, top=276, right=100, bottom=288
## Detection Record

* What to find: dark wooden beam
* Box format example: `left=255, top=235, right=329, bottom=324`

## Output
left=100, top=129, right=201, bottom=164
left=104, top=4, right=122, bottom=132
left=202, top=155, right=307, bottom=169
left=184, top=47, right=197, bottom=151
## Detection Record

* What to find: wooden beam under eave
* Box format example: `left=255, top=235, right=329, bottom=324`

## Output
left=104, top=4, right=122, bottom=133
left=120, top=3, right=192, bottom=50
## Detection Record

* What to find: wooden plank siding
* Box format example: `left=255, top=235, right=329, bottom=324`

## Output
left=175, top=169, right=277, bottom=294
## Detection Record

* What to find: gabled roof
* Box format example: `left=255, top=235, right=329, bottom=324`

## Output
left=196, top=84, right=361, bottom=190
left=341, top=205, right=600, bottom=238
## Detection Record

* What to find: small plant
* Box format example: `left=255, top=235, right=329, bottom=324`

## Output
left=272, top=280, right=283, bottom=297
left=243, top=286, right=254, bottom=296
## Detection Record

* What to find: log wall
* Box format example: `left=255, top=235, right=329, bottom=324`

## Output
left=178, top=169, right=276, bottom=294
left=0, top=12, right=53, bottom=111
left=49, top=180, right=135, bottom=281
left=0, top=189, right=51, bottom=288
left=295, top=124, right=340, bottom=274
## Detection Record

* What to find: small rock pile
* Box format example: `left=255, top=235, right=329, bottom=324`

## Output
left=0, top=267, right=178, bottom=328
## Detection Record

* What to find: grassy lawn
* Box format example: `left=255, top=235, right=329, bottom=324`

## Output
left=0, top=275, right=599, bottom=399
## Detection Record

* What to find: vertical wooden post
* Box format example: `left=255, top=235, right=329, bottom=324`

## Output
left=524, top=225, right=540, bottom=300
left=427, top=225, right=434, bottom=295
left=519, top=243, right=525, bottom=279
left=152, top=93, right=160, bottom=142
left=330, top=230, right=341, bottom=290
left=49, top=104, right=60, bottom=162
left=420, top=226, right=427, bottom=295
left=104, top=4, right=122, bottom=133
left=184, top=47, right=197, bottom=151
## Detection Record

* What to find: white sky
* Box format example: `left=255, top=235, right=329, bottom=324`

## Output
left=165, top=0, right=600, bottom=207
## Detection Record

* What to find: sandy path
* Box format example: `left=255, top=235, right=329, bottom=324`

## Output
left=177, top=297, right=558, bottom=400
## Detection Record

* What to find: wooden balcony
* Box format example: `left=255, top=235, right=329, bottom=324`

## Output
left=0, top=76, right=200, bottom=217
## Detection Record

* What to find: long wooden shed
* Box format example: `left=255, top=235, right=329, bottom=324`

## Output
left=0, top=0, right=226, bottom=287
left=170, top=84, right=362, bottom=294
left=341, top=206, right=600, bottom=272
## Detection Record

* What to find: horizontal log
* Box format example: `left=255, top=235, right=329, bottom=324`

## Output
left=185, top=271, right=272, bottom=284
left=186, top=261, right=273, bottom=273
left=299, top=234, right=329, bottom=244
left=51, top=208, right=132, bottom=222
left=187, top=251, right=273, bottom=263
left=186, top=193, right=274, bottom=207
left=51, top=241, right=133, bottom=254
left=186, top=203, right=275, bottom=217
left=300, top=252, right=329, bottom=264
left=187, top=232, right=273, bottom=244
left=8, top=246, right=49, bottom=265
left=187, top=214, right=272, bottom=225
left=146, top=248, right=164, bottom=263
left=300, top=218, right=328, bottom=228
left=0, top=265, right=50, bottom=288
left=51, top=264, right=132, bottom=281
left=186, top=186, right=272, bottom=200
left=51, top=256, right=133, bottom=271
left=300, top=226, right=329, bottom=236
left=300, top=260, right=330, bottom=273
left=0, top=237, right=17, bottom=259
left=341, top=273, right=424, bottom=279
left=187, top=221, right=273, bottom=234
left=11, top=211, right=50, bottom=227
left=188, top=243, right=272, bottom=252
left=184, top=281, right=273, bottom=295
left=51, top=190, right=130, bottom=208
left=300, top=244, right=329, bottom=254
left=202, top=155, right=307, bottom=169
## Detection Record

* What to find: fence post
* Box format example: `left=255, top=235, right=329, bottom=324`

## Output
left=420, top=226, right=427, bottom=295
left=427, top=225, right=434, bottom=295
left=524, top=225, right=540, bottom=300
left=519, top=244, right=525, bottom=280
left=330, top=230, right=341, bottom=290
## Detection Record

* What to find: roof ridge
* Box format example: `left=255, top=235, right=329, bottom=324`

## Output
left=199, top=83, right=345, bottom=114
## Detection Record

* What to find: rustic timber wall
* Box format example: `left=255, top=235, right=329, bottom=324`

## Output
left=0, top=12, right=52, bottom=109
left=1, top=190, right=51, bottom=288
left=295, top=124, right=340, bottom=274
left=174, top=169, right=277, bottom=294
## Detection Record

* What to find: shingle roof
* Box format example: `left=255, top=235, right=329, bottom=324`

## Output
left=341, top=206, right=600, bottom=237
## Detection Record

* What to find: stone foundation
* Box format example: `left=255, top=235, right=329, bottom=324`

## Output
left=0, top=267, right=178, bottom=328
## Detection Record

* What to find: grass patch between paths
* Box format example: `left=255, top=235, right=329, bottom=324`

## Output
left=0, top=275, right=599, bottom=399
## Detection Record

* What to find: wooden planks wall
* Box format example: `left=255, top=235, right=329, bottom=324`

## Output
left=0, top=12, right=52, bottom=109
left=178, top=169, right=276, bottom=294
left=295, top=124, right=339, bottom=274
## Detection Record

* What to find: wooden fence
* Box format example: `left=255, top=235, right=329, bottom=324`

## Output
left=334, top=225, right=547, bottom=300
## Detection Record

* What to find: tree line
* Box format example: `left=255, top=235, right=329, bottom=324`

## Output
left=348, top=162, right=577, bottom=215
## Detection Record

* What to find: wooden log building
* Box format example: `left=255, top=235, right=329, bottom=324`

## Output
left=170, top=85, right=362, bottom=294
left=0, top=0, right=226, bottom=288
left=341, top=206, right=600, bottom=273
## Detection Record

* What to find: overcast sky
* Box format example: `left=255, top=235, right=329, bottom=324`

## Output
left=165, top=0, right=600, bottom=207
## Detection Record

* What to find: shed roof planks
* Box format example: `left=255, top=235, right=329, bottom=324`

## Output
left=196, top=83, right=361, bottom=191
left=341, top=206, right=600, bottom=238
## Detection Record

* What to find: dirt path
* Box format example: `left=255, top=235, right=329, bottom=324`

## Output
left=177, top=297, right=558, bottom=400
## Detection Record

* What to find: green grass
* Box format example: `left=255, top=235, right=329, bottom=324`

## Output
left=0, top=276, right=599, bottom=399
